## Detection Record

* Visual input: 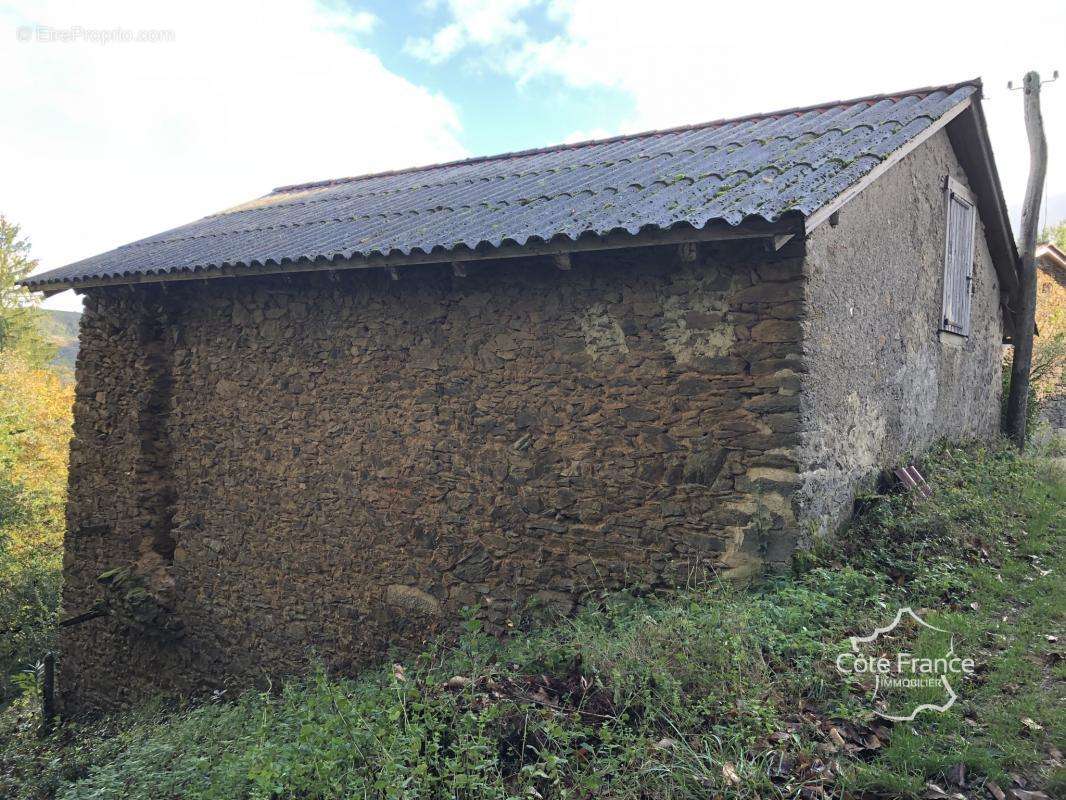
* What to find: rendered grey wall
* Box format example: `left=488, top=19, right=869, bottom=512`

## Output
left=796, top=129, right=1004, bottom=533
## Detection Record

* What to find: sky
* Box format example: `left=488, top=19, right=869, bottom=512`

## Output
left=2, top=0, right=1064, bottom=313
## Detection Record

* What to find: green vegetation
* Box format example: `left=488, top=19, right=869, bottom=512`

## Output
left=0, top=217, right=52, bottom=367
left=1002, top=217, right=1066, bottom=442
left=0, top=217, right=71, bottom=705
left=1041, top=219, right=1066, bottom=252
left=1, top=443, right=1062, bottom=799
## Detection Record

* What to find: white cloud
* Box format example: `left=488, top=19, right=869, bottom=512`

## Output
left=315, top=3, right=380, bottom=35
left=405, top=0, right=535, bottom=64
left=1, top=0, right=466, bottom=311
left=405, top=22, right=466, bottom=63
left=347, top=10, right=380, bottom=33
left=415, top=0, right=1066, bottom=236
left=561, top=128, right=613, bottom=144
left=451, top=0, right=532, bottom=44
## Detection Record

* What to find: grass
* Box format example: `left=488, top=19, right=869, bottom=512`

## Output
left=0, top=441, right=1062, bottom=799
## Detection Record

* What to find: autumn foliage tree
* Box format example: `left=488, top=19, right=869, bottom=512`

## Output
left=0, top=216, right=72, bottom=703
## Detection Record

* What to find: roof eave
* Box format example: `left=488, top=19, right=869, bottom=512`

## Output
left=21, top=216, right=804, bottom=295
left=1037, top=243, right=1066, bottom=270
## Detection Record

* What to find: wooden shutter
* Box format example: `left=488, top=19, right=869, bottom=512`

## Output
left=941, top=177, right=976, bottom=336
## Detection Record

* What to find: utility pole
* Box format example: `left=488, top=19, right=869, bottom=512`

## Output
left=1005, top=71, right=1050, bottom=449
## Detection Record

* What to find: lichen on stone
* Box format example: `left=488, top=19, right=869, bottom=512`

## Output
left=577, top=303, right=629, bottom=359
left=659, top=265, right=736, bottom=363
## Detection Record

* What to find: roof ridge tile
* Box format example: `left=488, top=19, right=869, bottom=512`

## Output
left=269, top=79, right=980, bottom=194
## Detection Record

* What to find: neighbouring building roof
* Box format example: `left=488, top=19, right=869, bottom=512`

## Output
left=1037, top=242, right=1066, bottom=271
left=24, top=79, right=1018, bottom=300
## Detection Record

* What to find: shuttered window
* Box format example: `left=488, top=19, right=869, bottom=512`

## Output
left=940, top=177, right=976, bottom=336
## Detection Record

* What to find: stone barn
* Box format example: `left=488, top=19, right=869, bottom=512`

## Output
left=25, top=79, right=1020, bottom=711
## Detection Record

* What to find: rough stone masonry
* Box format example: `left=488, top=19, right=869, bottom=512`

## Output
left=59, top=129, right=1004, bottom=712
left=62, top=238, right=806, bottom=710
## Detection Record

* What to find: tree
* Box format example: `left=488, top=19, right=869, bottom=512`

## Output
left=1004, top=72, right=1049, bottom=449
left=0, top=346, right=72, bottom=704
left=1040, top=218, right=1066, bottom=250
left=0, top=218, right=70, bottom=702
left=0, top=348, right=72, bottom=654
left=0, top=215, right=50, bottom=363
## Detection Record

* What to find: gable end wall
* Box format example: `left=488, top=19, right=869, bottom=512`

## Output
left=797, top=128, right=1004, bottom=532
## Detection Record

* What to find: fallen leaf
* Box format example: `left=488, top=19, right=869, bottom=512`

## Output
left=946, top=763, right=966, bottom=787
left=722, top=762, right=741, bottom=785
left=923, top=782, right=949, bottom=799
left=987, top=782, right=1006, bottom=800
left=1020, top=717, right=1044, bottom=732
left=772, top=752, right=796, bottom=777
left=1049, top=745, right=1063, bottom=765
left=1009, top=790, right=1050, bottom=800
left=815, top=742, right=835, bottom=757
left=828, top=727, right=847, bottom=750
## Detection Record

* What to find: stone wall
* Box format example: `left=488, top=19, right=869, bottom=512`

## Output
left=61, top=240, right=806, bottom=711
left=796, top=129, right=1004, bottom=533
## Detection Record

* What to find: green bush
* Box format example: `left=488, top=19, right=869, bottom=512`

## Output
left=0, top=350, right=71, bottom=705
left=0, top=477, right=62, bottom=705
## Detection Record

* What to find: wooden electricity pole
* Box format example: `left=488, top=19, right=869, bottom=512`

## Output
left=1005, top=71, right=1049, bottom=449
